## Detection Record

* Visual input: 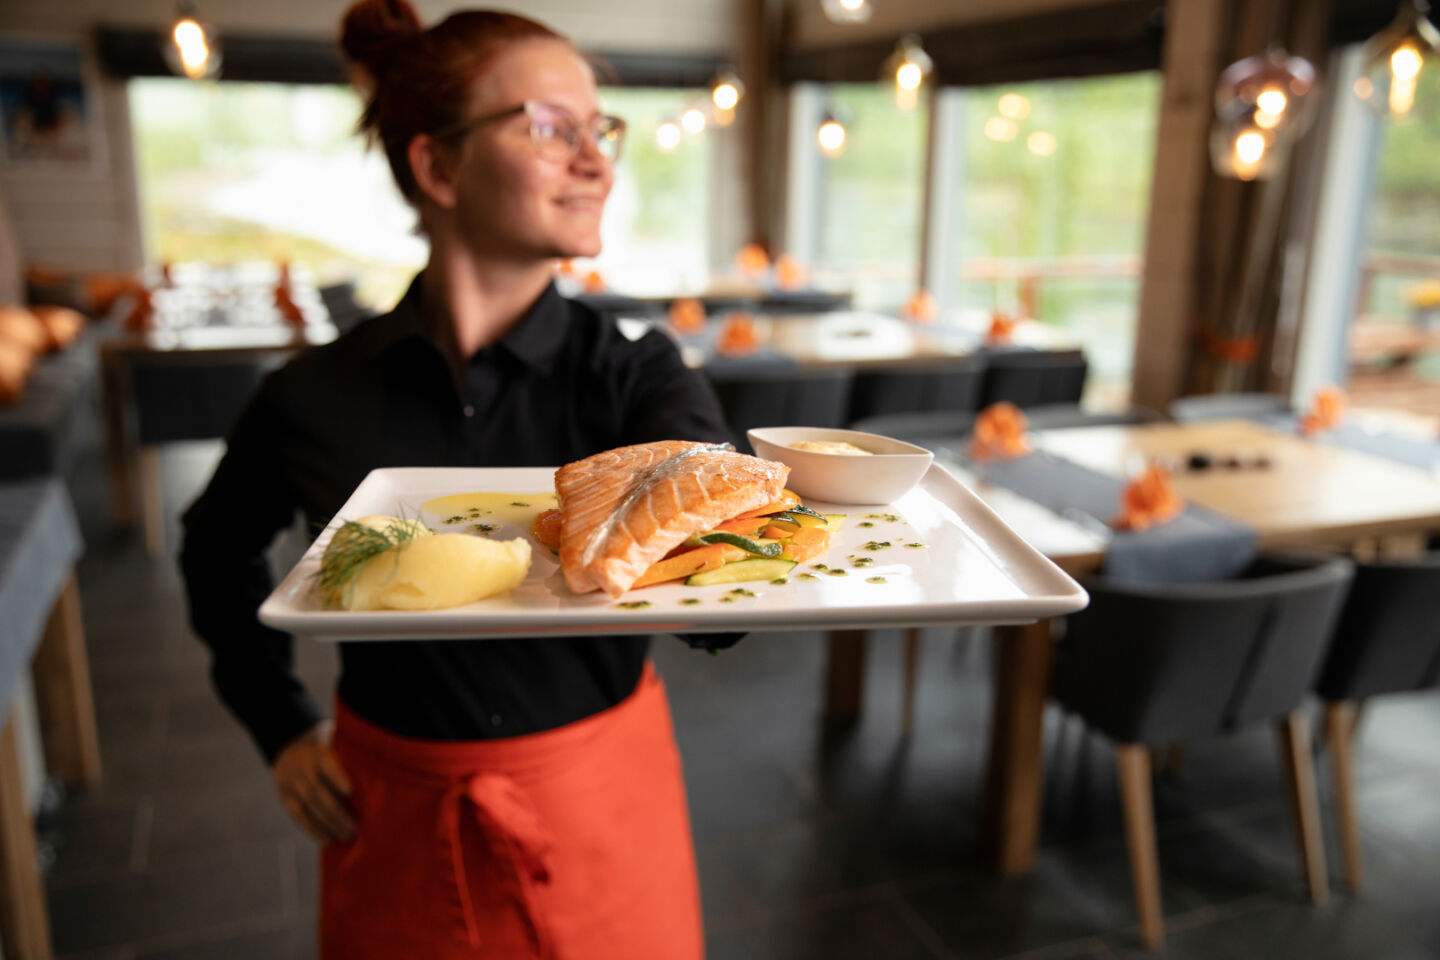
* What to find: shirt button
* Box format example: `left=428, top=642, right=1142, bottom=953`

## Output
left=463, top=404, right=476, bottom=418
left=490, top=714, right=503, bottom=727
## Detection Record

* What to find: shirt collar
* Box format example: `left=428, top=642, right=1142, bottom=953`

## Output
left=364, top=273, right=569, bottom=376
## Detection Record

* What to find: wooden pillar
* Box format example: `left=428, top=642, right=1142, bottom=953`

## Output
left=0, top=706, right=55, bottom=960
left=1130, top=0, right=1227, bottom=411
left=31, top=574, right=102, bottom=788
left=738, top=0, right=788, bottom=252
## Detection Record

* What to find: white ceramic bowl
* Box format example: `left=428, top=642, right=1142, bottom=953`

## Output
left=747, top=426, right=934, bottom=505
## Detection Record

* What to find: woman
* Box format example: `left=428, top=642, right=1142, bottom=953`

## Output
left=178, top=3, right=728, bottom=956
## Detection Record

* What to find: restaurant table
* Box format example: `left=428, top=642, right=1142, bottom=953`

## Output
left=99, top=323, right=336, bottom=554
left=823, top=418, right=1440, bottom=875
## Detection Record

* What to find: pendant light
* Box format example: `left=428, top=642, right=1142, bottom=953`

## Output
left=1356, top=0, right=1439, bottom=117
left=881, top=35, right=933, bottom=111
left=820, top=0, right=872, bottom=25
left=1210, top=48, right=1316, bottom=180
left=817, top=109, right=847, bottom=156
left=164, top=3, right=221, bottom=80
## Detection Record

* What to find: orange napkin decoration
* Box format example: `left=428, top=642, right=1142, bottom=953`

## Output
left=1113, top=464, right=1184, bottom=532
left=582, top=269, right=606, bottom=294
left=1299, top=385, right=1346, bottom=436
left=715, top=312, right=760, bottom=355
left=734, top=243, right=770, bottom=279
left=668, top=297, right=705, bottom=333
left=774, top=254, right=806, bottom=290
left=0, top=339, right=35, bottom=406
left=986, top=310, right=1016, bottom=345
left=275, top=285, right=306, bottom=329
left=0, top=306, right=48, bottom=355
left=122, top=286, right=155, bottom=333
left=969, top=402, right=1032, bottom=461
left=901, top=289, right=938, bottom=324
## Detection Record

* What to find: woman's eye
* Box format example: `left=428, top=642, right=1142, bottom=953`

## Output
left=535, top=121, right=563, bottom=140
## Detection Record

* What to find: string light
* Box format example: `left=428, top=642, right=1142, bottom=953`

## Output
left=997, top=93, right=1031, bottom=119
left=655, top=121, right=681, bottom=152
left=710, top=72, right=744, bottom=119
left=1026, top=130, right=1058, bottom=156
left=984, top=117, right=1018, bottom=142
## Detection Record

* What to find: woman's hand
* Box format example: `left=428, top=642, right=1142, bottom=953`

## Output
left=273, top=721, right=356, bottom=844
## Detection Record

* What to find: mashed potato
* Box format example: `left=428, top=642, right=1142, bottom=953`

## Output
left=343, top=533, right=532, bottom=611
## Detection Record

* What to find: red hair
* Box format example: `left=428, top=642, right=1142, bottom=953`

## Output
left=339, top=0, right=571, bottom=202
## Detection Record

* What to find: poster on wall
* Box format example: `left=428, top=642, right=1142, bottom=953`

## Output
left=0, top=38, right=104, bottom=172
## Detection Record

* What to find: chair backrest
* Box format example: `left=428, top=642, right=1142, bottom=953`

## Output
left=132, top=360, right=271, bottom=445
left=1169, top=392, right=1290, bottom=423
left=1315, top=553, right=1440, bottom=702
left=704, top=364, right=854, bottom=455
left=978, top=349, right=1087, bottom=409
left=846, top=357, right=985, bottom=423
left=1054, top=554, right=1354, bottom=744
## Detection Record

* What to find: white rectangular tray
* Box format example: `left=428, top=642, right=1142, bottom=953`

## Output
left=259, top=465, right=1088, bottom=641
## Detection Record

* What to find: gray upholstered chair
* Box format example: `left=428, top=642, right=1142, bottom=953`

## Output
left=704, top=363, right=854, bottom=455
left=1169, top=392, right=1291, bottom=423
left=977, top=348, right=1087, bottom=408
left=1055, top=553, right=1354, bottom=947
left=1313, top=553, right=1440, bottom=892
left=845, top=356, right=985, bottom=424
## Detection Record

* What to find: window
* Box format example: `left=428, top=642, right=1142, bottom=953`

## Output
left=797, top=83, right=930, bottom=310
left=130, top=81, right=715, bottom=307
left=129, top=79, right=423, bottom=310
left=940, top=72, right=1161, bottom=405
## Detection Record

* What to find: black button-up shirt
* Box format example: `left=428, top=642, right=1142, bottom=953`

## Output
left=179, top=276, right=730, bottom=763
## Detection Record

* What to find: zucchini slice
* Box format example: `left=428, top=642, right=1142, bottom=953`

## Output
left=697, top=531, right=782, bottom=557
left=686, top=558, right=797, bottom=586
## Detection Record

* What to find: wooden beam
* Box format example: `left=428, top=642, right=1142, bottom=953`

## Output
left=1130, top=0, right=1227, bottom=412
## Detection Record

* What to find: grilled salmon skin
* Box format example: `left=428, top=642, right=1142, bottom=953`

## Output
left=555, top=441, right=790, bottom=597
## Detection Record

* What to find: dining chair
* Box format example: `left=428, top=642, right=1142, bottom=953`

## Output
left=318, top=280, right=377, bottom=335
left=704, top=363, right=854, bottom=455
left=131, top=359, right=271, bottom=557
left=1169, top=392, right=1291, bottom=423
left=1053, top=553, right=1354, bottom=947
left=845, top=356, right=985, bottom=424
left=977, top=348, right=1088, bottom=408
left=1313, top=552, right=1440, bottom=893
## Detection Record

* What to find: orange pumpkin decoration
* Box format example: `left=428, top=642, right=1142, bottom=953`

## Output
left=987, top=310, right=1016, bottom=345
left=715, top=312, right=760, bottom=355
left=667, top=297, right=706, bottom=333
left=1299, top=385, right=1347, bottom=436
left=773, top=254, right=806, bottom=291
left=734, top=243, right=770, bottom=278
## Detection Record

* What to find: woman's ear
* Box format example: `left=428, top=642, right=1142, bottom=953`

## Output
left=408, top=134, right=460, bottom=210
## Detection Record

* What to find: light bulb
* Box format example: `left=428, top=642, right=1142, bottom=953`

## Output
left=839, top=0, right=864, bottom=8
left=1235, top=131, right=1265, bottom=163
left=713, top=83, right=740, bottom=111
left=1357, top=0, right=1439, bottom=118
left=997, top=93, right=1031, bottom=119
left=173, top=19, right=203, bottom=47
left=681, top=108, right=706, bottom=135
left=818, top=119, right=846, bottom=155
left=984, top=116, right=1018, bottom=141
left=1392, top=45, right=1423, bottom=77
left=1026, top=130, right=1057, bottom=156
left=897, top=62, right=923, bottom=91
left=164, top=6, right=221, bottom=80
left=820, top=0, right=871, bottom=23
left=1256, top=88, right=1287, bottom=114
left=656, top=122, right=681, bottom=151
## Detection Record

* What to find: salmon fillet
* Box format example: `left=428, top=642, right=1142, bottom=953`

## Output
left=555, top=441, right=790, bottom=598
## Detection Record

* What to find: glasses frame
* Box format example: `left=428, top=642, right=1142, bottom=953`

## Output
left=431, top=99, right=627, bottom=162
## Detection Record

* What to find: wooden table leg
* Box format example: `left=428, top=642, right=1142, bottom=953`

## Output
left=31, top=573, right=102, bottom=788
left=823, top=630, right=868, bottom=726
left=99, top=347, right=136, bottom=531
left=0, top=705, right=55, bottom=960
left=981, top=618, right=1054, bottom=875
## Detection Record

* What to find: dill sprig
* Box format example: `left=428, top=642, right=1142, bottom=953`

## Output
left=312, top=517, right=424, bottom=607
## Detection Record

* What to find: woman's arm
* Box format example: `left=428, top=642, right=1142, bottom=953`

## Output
left=177, top=373, right=326, bottom=764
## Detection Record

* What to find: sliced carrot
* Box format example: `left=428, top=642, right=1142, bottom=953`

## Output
left=734, top=488, right=803, bottom=520
left=532, top=508, right=562, bottom=550
left=633, top=543, right=747, bottom=589
left=788, top=526, right=830, bottom=548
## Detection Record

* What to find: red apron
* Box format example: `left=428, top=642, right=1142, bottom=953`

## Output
left=320, top=663, right=703, bottom=960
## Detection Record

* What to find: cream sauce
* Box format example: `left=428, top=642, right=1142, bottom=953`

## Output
left=420, top=491, right=559, bottom=535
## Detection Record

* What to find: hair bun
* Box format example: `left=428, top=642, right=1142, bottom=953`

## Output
left=340, top=0, right=423, bottom=76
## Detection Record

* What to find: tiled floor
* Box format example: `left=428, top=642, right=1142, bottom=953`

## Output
left=38, top=438, right=1440, bottom=959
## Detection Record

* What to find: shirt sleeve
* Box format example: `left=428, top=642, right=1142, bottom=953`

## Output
left=177, top=372, right=325, bottom=764
left=617, top=329, right=732, bottom=446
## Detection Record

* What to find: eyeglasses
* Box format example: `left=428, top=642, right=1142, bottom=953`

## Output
left=432, top=100, right=627, bottom=162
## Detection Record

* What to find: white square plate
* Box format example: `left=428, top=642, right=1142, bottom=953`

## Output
left=259, top=465, right=1088, bottom=641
